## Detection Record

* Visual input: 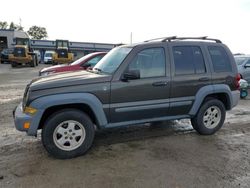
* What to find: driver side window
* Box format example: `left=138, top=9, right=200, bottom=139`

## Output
left=128, top=48, right=166, bottom=78
left=82, top=55, right=103, bottom=67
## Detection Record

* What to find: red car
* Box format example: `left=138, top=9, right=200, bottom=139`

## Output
left=39, top=52, right=107, bottom=76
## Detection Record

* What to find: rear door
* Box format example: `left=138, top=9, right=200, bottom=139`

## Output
left=168, top=43, right=211, bottom=116
left=109, top=45, right=171, bottom=123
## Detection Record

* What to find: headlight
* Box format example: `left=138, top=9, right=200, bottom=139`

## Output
left=40, top=71, right=55, bottom=76
left=24, top=106, right=37, bottom=115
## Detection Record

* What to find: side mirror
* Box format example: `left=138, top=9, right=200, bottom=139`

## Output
left=28, top=52, right=35, bottom=56
left=122, top=70, right=140, bottom=81
left=244, top=64, right=250, bottom=68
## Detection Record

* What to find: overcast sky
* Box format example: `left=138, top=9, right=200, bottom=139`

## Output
left=1, top=0, right=250, bottom=53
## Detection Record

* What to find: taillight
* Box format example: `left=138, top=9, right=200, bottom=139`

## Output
left=235, top=73, right=241, bottom=90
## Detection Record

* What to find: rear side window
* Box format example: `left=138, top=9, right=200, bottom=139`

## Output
left=208, top=46, right=232, bottom=72
left=173, top=46, right=206, bottom=75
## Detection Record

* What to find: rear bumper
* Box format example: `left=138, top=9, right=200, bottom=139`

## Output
left=10, top=57, right=31, bottom=64
left=231, top=90, right=240, bottom=108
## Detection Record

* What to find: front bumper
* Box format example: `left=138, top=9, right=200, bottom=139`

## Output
left=13, top=102, right=43, bottom=136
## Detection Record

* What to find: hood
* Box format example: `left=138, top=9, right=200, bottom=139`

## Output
left=30, top=70, right=112, bottom=91
left=40, top=64, right=69, bottom=73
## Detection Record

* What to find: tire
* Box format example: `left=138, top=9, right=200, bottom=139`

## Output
left=11, top=62, right=17, bottom=67
left=42, top=109, right=95, bottom=159
left=191, top=98, right=226, bottom=135
left=240, top=89, right=248, bottom=99
left=30, top=59, right=35, bottom=67
left=35, top=57, right=38, bottom=66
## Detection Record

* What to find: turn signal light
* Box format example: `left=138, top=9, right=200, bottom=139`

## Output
left=23, top=122, right=30, bottom=129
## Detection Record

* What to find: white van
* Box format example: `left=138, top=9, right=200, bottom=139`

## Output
left=44, top=51, right=54, bottom=64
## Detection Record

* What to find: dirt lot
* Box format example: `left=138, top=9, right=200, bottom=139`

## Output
left=0, top=63, right=250, bottom=188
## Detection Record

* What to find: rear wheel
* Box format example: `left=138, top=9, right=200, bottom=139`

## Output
left=11, top=62, right=17, bottom=67
left=42, top=109, right=95, bottom=159
left=191, top=98, right=226, bottom=135
left=240, top=89, right=248, bottom=99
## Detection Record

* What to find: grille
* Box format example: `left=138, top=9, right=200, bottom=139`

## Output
left=14, top=48, right=25, bottom=57
left=57, top=49, right=68, bottom=58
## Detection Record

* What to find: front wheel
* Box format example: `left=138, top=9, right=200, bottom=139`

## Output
left=42, top=109, right=95, bottom=159
left=191, top=98, right=226, bottom=135
left=11, top=62, right=17, bottom=67
left=30, top=59, right=35, bottom=67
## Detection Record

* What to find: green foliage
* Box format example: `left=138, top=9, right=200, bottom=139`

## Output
left=27, top=26, right=48, bottom=40
left=0, top=21, right=8, bottom=29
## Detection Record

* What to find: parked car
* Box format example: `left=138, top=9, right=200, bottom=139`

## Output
left=34, top=50, right=42, bottom=64
left=39, top=52, right=107, bottom=76
left=0, top=48, right=13, bottom=63
left=234, top=55, right=250, bottom=83
left=44, top=51, right=55, bottom=64
left=13, top=36, right=240, bottom=159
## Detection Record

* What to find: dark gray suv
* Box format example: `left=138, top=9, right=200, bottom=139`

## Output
left=13, top=36, right=240, bottom=159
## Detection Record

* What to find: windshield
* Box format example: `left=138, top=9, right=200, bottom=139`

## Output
left=71, top=53, right=98, bottom=65
left=235, top=57, right=249, bottom=65
left=93, top=47, right=132, bottom=74
left=45, top=53, right=52, bottom=57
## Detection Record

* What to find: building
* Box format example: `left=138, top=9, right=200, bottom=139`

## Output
left=0, top=29, right=115, bottom=59
left=0, top=29, right=29, bottom=51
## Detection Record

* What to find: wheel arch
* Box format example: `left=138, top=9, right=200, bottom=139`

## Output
left=30, top=93, right=108, bottom=133
left=189, top=85, right=233, bottom=116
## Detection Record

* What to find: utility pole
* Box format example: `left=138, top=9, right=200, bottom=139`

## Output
left=19, top=18, right=22, bottom=27
left=130, top=32, right=133, bottom=44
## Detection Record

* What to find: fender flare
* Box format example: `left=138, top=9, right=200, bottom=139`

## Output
left=30, top=93, right=108, bottom=126
left=189, top=84, right=232, bottom=116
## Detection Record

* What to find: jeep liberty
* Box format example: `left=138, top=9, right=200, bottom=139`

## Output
left=13, top=36, right=240, bottom=159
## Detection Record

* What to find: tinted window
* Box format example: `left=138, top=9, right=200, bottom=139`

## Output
left=208, top=46, right=232, bottom=72
left=128, top=48, right=165, bottom=78
left=173, top=46, right=206, bottom=75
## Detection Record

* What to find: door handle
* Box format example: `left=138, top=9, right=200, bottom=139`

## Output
left=152, top=81, right=168, bottom=87
left=199, top=77, right=210, bottom=81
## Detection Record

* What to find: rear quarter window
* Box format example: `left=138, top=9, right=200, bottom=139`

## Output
left=208, top=46, right=232, bottom=72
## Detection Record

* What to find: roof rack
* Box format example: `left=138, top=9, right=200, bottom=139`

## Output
left=161, top=36, right=222, bottom=43
left=144, top=36, right=177, bottom=42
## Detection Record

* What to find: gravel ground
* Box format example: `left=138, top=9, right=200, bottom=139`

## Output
left=0, top=63, right=250, bottom=188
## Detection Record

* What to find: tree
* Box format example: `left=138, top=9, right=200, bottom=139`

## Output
left=27, top=26, right=48, bottom=39
left=0, top=21, right=8, bottom=29
left=9, top=22, right=18, bottom=30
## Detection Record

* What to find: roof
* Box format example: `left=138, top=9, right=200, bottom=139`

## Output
left=13, top=30, right=29, bottom=39
left=0, top=29, right=29, bottom=39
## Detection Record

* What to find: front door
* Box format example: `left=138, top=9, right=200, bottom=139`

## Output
left=110, top=47, right=171, bottom=123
